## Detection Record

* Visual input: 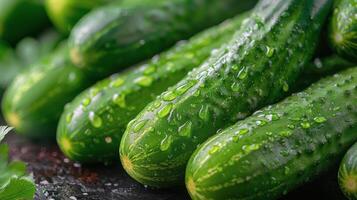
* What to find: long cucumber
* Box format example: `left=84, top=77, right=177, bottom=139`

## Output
left=56, top=13, right=250, bottom=163
left=186, top=67, right=357, bottom=200
left=69, top=0, right=257, bottom=78
left=119, top=0, right=333, bottom=187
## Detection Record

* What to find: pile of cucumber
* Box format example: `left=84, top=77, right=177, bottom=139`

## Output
left=0, top=0, right=356, bottom=199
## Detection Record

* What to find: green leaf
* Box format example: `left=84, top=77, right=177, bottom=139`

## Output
left=0, top=127, right=35, bottom=200
left=0, top=176, right=35, bottom=200
left=0, top=126, right=13, bottom=142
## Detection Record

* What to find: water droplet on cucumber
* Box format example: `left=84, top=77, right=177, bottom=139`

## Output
left=160, top=135, right=173, bottom=151
left=89, top=112, right=102, bottom=128
left=158, top=104, right=173, bottom=118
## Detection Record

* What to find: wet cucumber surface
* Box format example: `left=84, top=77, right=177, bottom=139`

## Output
left=57, top=13, right=249, bottom=163
left=186, top=67, right=357, bottom=200
left=120, top=0, right=333, bottom=187
left=69, top=0, right=257, bottom=78
left=329, top=0, right=357, bottom=61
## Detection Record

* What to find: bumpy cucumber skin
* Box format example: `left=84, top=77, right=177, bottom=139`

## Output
left=45, top=0, right=113, bottom=34
left=339, top=142, right=357, bottom=200
left=186, top=67, right=357, bottom=200
left=0, top=0, right=50, bottom=44
left=69, top=0, right=257, bottom=78
left=119, top=0, right=333, bottom=187
left=329, top=0, right=357, bottom=61
left=1, top=44, right=91, bottom=139
left=56, top=13, right=249, bottom=163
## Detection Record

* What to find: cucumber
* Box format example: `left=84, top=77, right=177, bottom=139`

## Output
left=339, top=142, right=357, bottom=200
left=0, top=0, right=50, bottom=44
left=119, top=0, right=333, bottom=187
left=56, top=13, right=250, bottom=163
left=1, top=43, right=91, bottom=139
left=69, top=0, right=257, bottom=78
left=186, top=67, right=357, bottom=200
left=329, top=0, right=357, bottom=61
left=45, top=0, right=113, bottom=34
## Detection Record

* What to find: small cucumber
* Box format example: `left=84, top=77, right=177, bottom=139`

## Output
left=329, top=0, right=357, bottom=61
left=186, top=67, right=357, bottom=200
left=45, top=0, right=114, bottom=34
left=339, top=142, right=357, bottom=200
left=69, top=0, right=257, bottom=78
left=1, top=43, right=91, bottom=139
left=119, top=0, right=333, bottom=187
left=56, top=13, right=250, bottom=163
left=0, top=0, right=50, bottom=44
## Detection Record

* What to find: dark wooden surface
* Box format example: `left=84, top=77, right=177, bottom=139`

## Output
left=2, top=115, right=347, bottom=200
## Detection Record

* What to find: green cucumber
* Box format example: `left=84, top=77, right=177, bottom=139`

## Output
left=45, top=0, right=114, bottom=34
left=56, top=13, right=250, bottom=163
left=0, top=0, right=50, bottom=44
left=1, top=43, right=91, bottom=139
left=329, top=0, right=357, bottom=61
left=119, top=0, right=333, bottom=187
left=69, top=0, right=257, bottom=78
left=186, top=67, right=357, bottom=200
left=339, top=142, right=357, bottom=200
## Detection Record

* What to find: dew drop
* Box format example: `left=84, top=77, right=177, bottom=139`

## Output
left=242, top=144, right=260, bottom=153
left=256, top=120, right=267, bottom=126
left=313, top=116, right=326, bottom=123
left=162, top=91, right=177, bottom=101
left=287, top=124, right=295, bottom=129
left=238, top=67, right=248, bottom=80
left=209, top=145, right=220, bottom=155
left=265, top=46, right=275, bottom=57
left=266, top=113, right=279, bottom=121
left=89, top=112, right=102, bottom=128
left=279, top=130, right=291, bottom=137
left=133, top=120, right=147, bottom=132
left=113, top=93, right=126, bottom=108
left=301, top=122, right=311, bottom=129
left=153, top=101, right=162, bottom=108
left=231, top=82, right=240, bottom=92
left=199, top=105, right=209, bottom=121
left=82, top=98, right=91, bottom=107
left=111, top=78, right=124, bottom=87
left=134, top=76, right=153, bottom=87
left=66, top=112, right=73, bottom=123
left=160, top=135, right=173, bottom=151
left=176, top=82, right=195, bottom=95
left=231, top=64, right=239, bottom=71
left=283, top=82, right=289, bottom=92
left=237, top=129, right=249, bottom=135
left=143, top=65, right=156, bottom=75
left=158, top=104, right=173, bottom=118
left=178, top=121, right=192, bottom=137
